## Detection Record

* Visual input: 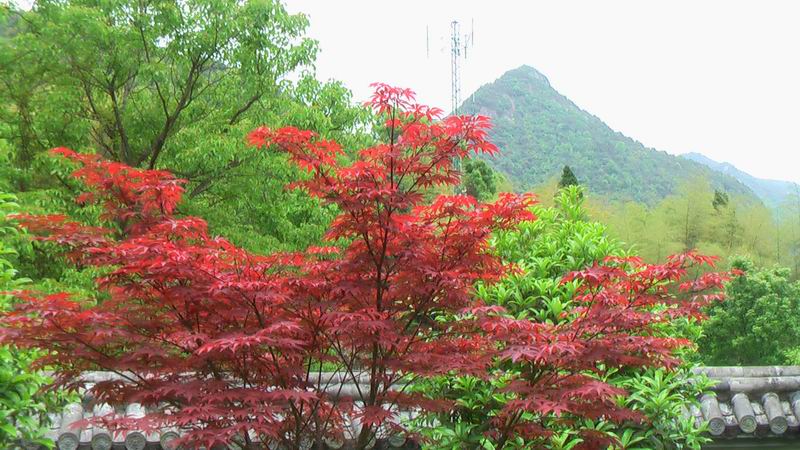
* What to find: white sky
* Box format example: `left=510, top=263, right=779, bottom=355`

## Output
left=286, top=0, right=800, bottom=183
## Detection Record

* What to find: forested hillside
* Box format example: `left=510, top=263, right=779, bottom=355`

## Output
left=683, top=151, right=799, bottom=208
left=460, top=65, right=758, bottom=204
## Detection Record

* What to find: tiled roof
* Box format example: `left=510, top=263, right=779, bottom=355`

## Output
left=36, top=371, right=417, bottom=450
left=37, top=366, right=800, bottom=448
left=42, top=403, right=178, bottom=450
left=690, top=366, right=800, bottom=441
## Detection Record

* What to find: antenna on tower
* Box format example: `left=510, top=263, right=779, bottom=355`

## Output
left=449, top=19, right=474, bottom=116
left=425, top=19, right=476, bottom=193
left=469, top=19, right=475, bottom=104
left=449, top=19, right=474, bottom=192
left=426, top=25, right=430, bottom=59
left=450, top=20, right=461, bottom=116
left=464, top=19, right=474, bottom=59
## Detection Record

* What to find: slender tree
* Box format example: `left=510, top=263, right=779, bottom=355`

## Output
left=558, top=165, right=580, bottom=189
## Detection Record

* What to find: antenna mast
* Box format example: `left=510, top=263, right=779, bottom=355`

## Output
left=450, top=20, right=462, bottom=116
left=449, top=20, right=474, bottom=115
left=427, top=20, right=474, bottom=192
left=426, top=25, right=430, bottom=58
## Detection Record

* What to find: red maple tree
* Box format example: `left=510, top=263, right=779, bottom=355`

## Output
left=0, top=84, right=730, bottom=449
left=1, top=84, right=535, bottom=448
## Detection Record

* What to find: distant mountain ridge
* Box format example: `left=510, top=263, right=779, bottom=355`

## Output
left=682, top=152, right=798, bottom=208
left=459, top=65, right=759, bottom=205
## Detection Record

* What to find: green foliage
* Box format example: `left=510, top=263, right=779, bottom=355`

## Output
left=537, top=367, right=713, bottom=450
left=0, top=192, right=66, bottom=448
left=463, top=158, right=498, bottom=201
left=557, top=165, right=579, bottom=190
left=775, top=192, right=800, bottom=276
left=712, top=190, right=729, bottom=211
left=165, top=77, right=372, bottom=253
left=660, top=178, right=716, bottom=251
left=0, top=344, right=54, bottom=448
left=611, top=368, right=713, bottom=450
left=459, top=66, right=759, bottom=205
left=410, top=187, right=708, bottom=449
left=594, top=177, right=784, bottom=270
left=1, top=0, right=317, bottom=168
left=699, top=257, right=800, bottom=365
left=0, top=0, right=371, bottom=254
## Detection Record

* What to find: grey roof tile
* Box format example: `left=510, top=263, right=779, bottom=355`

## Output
left=693, top=366, right=800, bottom=442
left=42, top=367, right=800, bottom=447
left=33, top=372, right=416, bottom=449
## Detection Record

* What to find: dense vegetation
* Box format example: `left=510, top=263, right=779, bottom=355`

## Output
left=581, top=177, right=800, bottom=277
left=1, top=83, right=731, bottom=448
left=524, top=176, right=800, bottom=367
left=0, top=0, right=371, bottom=254
left=0, top=193, right=51, bottom=447
left=459, top=66, right=758, bottom=205
left=411, top=187, right=711, bottom=450
left=699, top=257, right=800, bottom=365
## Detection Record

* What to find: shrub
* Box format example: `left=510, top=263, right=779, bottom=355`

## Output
left=699, top=257, right=800, bottom=365
left=0, top=192, right=65, bottom=448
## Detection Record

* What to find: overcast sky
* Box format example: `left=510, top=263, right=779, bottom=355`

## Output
left=285, top=0, right=800, bottom=183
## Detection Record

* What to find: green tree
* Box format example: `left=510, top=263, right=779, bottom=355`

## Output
left=463, top=158, right=497, bottom=201
left=597, top=186, right=787, bottom=275
left=699, top=257, right=800, bottom=365
left=660, top=178, right=716, bottom=251
left=711, top=189, right=729, bottom=210
left=777, top=191, right=800, bottom=275
left=0, top=1, right=371, bottom=253
left=557, top=164, right=579, bottom=189
left=709, top=194, right=741, bottom=253
left=2, top=0, right=317, bottom=169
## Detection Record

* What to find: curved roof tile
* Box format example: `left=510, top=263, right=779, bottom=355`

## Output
left=692, top=366, right=800, bottom=441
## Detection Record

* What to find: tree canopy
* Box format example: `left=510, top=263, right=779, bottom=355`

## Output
left=558, top=165, right=579, bottom=189
left=462, top=158, right=498, bottom=201
left=0, top=0, right=371, bottom=254
left=699, top=257, right=800, bottom=365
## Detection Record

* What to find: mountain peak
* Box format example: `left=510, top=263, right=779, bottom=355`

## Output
left=502, top=65, right=551, bottom=87
left=458, top=67, right=759, bottom=205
